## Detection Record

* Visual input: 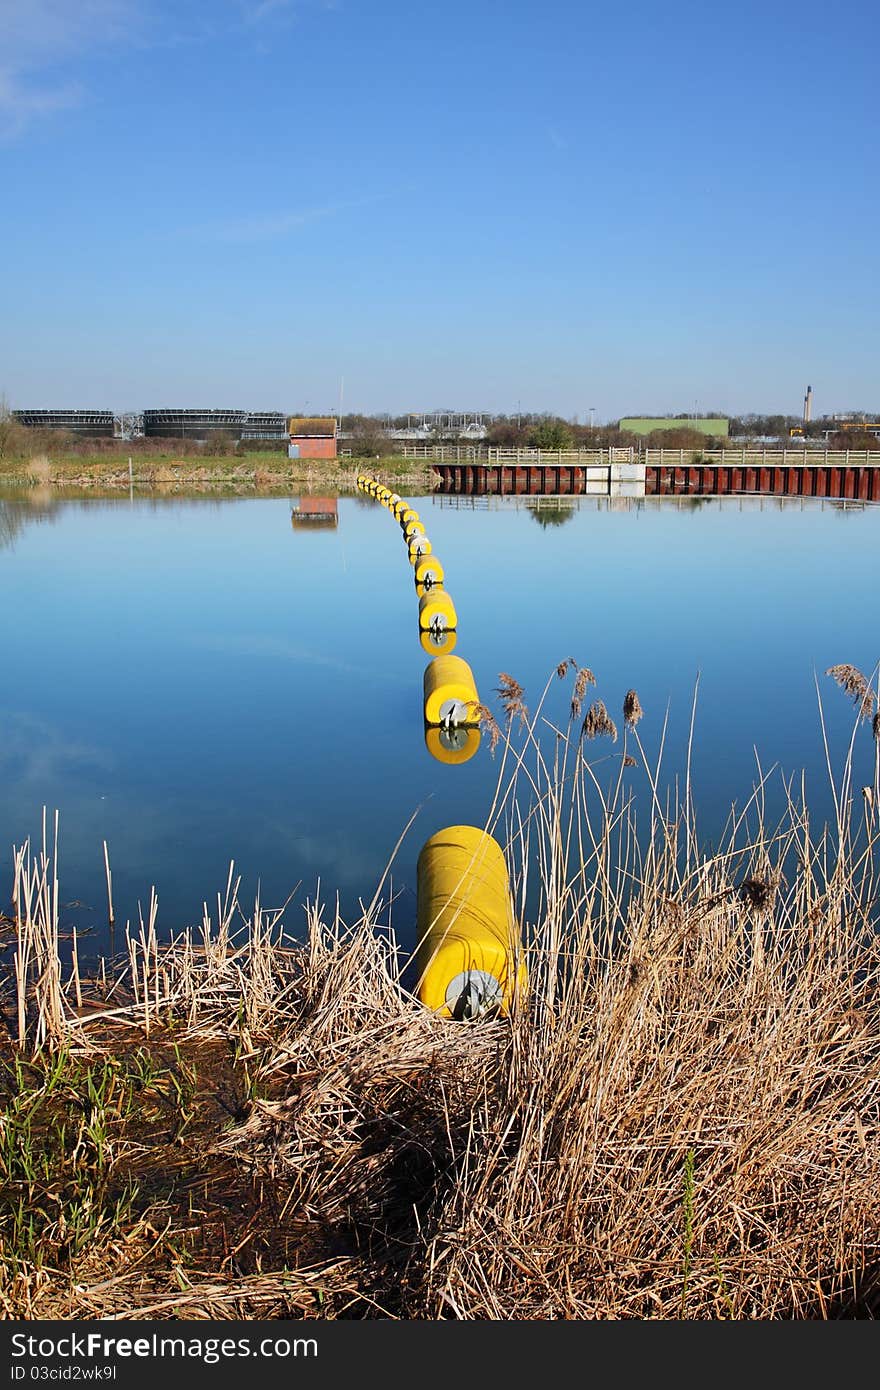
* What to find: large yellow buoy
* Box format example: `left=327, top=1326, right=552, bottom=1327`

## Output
left=392, top=499, right=409, bottom=520
left=424, top=724, right=480, bottom=765
left=400, top=507, right=419, bottom=528
left=413, top=554, right=445, bottom=587
left=403, top=518, right=426, bottom=541
left=419, top=587, right=457, bottom=633
left=413, top=825, right=525, bottom=1018
left=424, top=654, right=480, bottom=726
left=407, top=534, right=432, bottom=560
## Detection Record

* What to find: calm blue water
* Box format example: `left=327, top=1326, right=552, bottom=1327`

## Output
left=1, top=488, right=877, bottom=962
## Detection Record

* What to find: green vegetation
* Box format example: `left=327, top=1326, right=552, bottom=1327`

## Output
left=2, top=662, right=879, bottom=1319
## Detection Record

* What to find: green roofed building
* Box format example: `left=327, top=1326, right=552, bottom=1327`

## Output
left=619, top=417, right=729, bottom=436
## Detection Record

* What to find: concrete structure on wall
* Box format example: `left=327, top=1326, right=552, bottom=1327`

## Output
left=619, top=417, right=729, bottom=437
left=288, top=417, right=338, bottom=459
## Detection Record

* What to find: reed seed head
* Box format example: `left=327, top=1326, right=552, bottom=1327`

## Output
left=740, top=876, right=773, bottom=913
left=472, top=703, right=502, bottom=753
left=570, top=666, right=597, bottom=720
left=623, top=690, right=644, bottom=728
left=582, top=699, right=618, bottom=743
left=826, top=664, right=876, bottom=721
left=496, top=672, right=528, bottom=727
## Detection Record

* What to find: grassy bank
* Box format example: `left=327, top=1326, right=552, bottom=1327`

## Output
left=2, top=667, right=880, bottom=1319
left=0, top=448, right=436, bottom=493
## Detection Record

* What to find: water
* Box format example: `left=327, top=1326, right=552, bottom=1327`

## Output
left=1, top=488, right=877, bottom=963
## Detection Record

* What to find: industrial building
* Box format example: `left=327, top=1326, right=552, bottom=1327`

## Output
left=143, top=409, right=247, bottom=439
left=141, top=409, right=289, bottom=441
left=12, top=409, right=115, bottom=437
left=240, top=411, right=287, bottom=442
left=619, top=417, right=729, bottom=437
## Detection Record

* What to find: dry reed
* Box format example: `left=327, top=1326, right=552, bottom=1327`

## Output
left=3, top=662, right=880, bottom=1319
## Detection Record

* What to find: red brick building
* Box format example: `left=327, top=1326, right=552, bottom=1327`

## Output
left=288, top=416, right=338, bottom=458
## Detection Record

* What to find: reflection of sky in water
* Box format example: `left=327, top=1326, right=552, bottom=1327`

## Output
left=0, top=491, right=877, bottom=963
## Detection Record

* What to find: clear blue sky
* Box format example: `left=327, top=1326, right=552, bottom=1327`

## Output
left=1, top=0, right=876, bottom=421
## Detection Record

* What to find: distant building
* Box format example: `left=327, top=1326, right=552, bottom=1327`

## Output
left=144, top=409, right=246, bottom=438
left=619, top=417, right=729, bottom=437
left=13, top=409, right=114, bottom=437
left=288, top=417, right=338, bottom=459
left=143, top=409, right=287, bottom=440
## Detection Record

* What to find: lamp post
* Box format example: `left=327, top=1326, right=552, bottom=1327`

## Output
left=589, top=406, right=596, bottom=433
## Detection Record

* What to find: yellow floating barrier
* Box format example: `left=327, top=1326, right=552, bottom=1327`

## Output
left=424, top=723, right=479, bottom=765
left=399, top=507, right=419, bottom=528
left=413, top=554, right=445, bottom=587
left=419, top=587, right=457, bottom=633
left=424, top=654, right=480, bottom=726
left=403, top=518, right=426, bottom=541
left=413, top=825, right=525, bottom=1018
left=392, top=499, right=410, bottom=520
left=407, top=534, right=432, bottom=560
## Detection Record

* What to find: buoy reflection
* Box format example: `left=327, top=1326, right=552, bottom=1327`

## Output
left=424, top=724, right=481, bottom=765
left=419, top=627, right=458, bottom=656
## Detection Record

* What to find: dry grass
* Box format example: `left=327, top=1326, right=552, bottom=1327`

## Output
left=2, top=667, right=880, bottom=1319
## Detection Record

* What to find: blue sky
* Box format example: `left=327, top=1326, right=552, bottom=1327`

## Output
left=1, top=0, right=876, bottom=421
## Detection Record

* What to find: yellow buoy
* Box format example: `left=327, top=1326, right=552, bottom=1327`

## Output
left=403, top=518, right=426, bottom=541
left=413, top=554, right=445, bottom=587
left=424, top=654, right=480, bottom=726
left=420, top=627, right=458, bottom=656
left=392, top=499, right=410, bottom=520
left=419, top=587, right=457, bottom=633
left=400, top=507, right=419, bottom=528
left=407, top=534, right=432, bottom=560
left=413, top=825, right=525, bottom=1018
left=424, top=724, right=479, bottom=765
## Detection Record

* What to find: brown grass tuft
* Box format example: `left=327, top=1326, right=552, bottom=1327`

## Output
left=740, top=875, right=774, bottom=914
